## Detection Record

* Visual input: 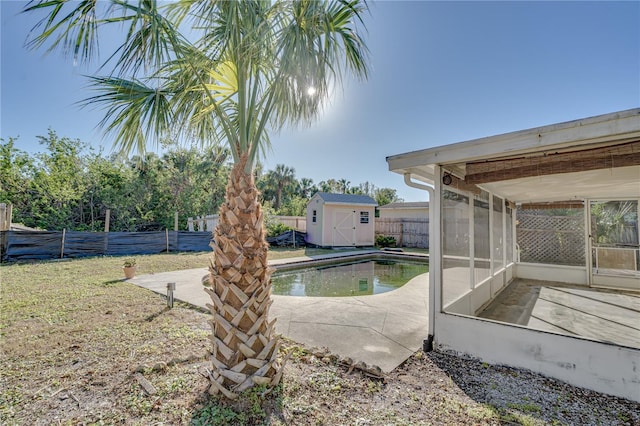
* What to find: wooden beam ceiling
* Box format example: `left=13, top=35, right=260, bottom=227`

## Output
left=464, top=140, right=640, bottom=184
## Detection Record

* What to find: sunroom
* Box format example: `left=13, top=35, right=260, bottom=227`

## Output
left=386, top=108, right=640, bottom=402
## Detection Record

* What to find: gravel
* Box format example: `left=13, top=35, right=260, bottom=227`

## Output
left=420, top=350, right=640, bottom=426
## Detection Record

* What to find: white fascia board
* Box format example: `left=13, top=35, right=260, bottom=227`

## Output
left=386, top=109, right=640, bottom=172
left=324, top=202, right=377, bottom=207
left=386, top=165, right=436, bottom=185
left=380, top=206, right=429, bottom=210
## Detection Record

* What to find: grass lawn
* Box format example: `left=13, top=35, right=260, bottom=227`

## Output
left=1, top=249, right=636, bottom=425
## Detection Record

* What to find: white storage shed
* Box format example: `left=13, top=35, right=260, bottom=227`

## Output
left=306, top=192, right=377, bottom=247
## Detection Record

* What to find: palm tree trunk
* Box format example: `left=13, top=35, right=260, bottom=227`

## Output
left=205, top=156, right=284, bottom=399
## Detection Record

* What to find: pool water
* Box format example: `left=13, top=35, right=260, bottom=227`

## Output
left=271, top=259, right=428, bottom=297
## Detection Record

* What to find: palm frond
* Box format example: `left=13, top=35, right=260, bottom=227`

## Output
left=24, top=0, right=101, bottom=64
left=79, top=76, right=173, bottom=155
left=102, top=0, right=186, bottom=76
left=24, top=0, right=370, bottom=173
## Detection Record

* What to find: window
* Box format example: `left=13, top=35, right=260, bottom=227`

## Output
left=312, top=210, right=317, bottom=223
left=360, top=211, right=369, bottom=224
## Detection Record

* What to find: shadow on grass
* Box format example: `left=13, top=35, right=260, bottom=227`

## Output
left=190, top=384, right=286, bottom=426
left=102, top=279, right=125, bottom=286
left=144, top=306, right=171, bottom=322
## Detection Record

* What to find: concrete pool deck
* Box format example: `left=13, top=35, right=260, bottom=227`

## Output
left=128, top=250, right=429, bottom=373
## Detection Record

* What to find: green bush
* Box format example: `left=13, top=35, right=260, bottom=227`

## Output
left=375, top=235, right=396, bottom=248
left=266, top=222, right=292, bottom=237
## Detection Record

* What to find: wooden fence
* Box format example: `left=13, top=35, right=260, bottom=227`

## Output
left=0, top=203, right=12, bottom=259
left=0, top=203, right=12, bottom=231
left=375, top=218, right=429, bottom=248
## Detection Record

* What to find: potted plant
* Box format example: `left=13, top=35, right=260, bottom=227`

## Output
left=123, top=258, right=137, bottom=279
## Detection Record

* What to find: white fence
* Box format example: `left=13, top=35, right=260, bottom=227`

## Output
left=188, top=215, right=306, bottom=232
left=187, top=215, right=219, bottom=232
left=273, top=216, right=306, bottom=232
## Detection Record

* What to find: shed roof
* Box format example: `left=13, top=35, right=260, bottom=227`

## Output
left=378, top=202, right=429, bottom=209
left=315, top=192, right=377, bottom=205
left=387, top=109, right=640, bottom=203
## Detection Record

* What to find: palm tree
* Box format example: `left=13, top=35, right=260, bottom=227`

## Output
left=338, top=178, right=351, bottom=194
left=270, top=164, right=296, bottom=211
left=298, top=177, right=316, bottom=199
left=259, top=164, right=297, bottom=212
left=24, top=0, right=369, bottom=398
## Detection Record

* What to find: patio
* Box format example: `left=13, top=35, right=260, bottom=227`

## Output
left=128, top=250, right=429, bottom=373
left=479, top=278, right=640, bottom=348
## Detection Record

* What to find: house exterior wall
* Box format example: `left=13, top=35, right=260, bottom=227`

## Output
left=434, top=312, right=640, bottom=402
left=379, top=207, right=428, bottom=220
left=515, top=263, right=588, bottom=285
left=443, top=265, right=513, bottom=315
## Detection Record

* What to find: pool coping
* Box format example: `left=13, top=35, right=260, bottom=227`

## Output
left=270, top=249, right=429, bottom=272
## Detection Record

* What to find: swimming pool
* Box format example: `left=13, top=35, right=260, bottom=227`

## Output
left=271, top=258, right=428, bottom=297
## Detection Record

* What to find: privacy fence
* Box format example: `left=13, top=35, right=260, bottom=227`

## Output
left=0, top=230, right=212, bottom=261
left=374, top=218, right=429, bottom=248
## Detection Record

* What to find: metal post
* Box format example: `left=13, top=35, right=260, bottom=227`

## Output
left=166, top=229, right=170, bottom=253
left=104, top=209, right=111, bottom=256
left=167, top=282, right=176, bottom=308
left=104, top=209, right=111, bottom=232
left=61, top=228, right=66, bottom=259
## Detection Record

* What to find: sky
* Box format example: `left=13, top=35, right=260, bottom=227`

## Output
left=1, top=1, right=639, bottom=203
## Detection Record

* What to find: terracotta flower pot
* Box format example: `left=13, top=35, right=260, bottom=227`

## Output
left=123, top=266, right=137, bottom=279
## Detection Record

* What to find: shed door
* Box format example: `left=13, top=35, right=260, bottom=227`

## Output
left=333, top=209, right=356, bottom=246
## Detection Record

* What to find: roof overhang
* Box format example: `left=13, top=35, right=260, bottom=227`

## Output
left=387, top=109, right=640, bottom=203
left=323, top=202, right=378, bottom=207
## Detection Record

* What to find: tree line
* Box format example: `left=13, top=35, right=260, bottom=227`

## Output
left=1, top=131, right=401, bottom=232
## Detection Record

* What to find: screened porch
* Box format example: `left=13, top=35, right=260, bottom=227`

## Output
left=387, top=108, right=640, bottom=401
